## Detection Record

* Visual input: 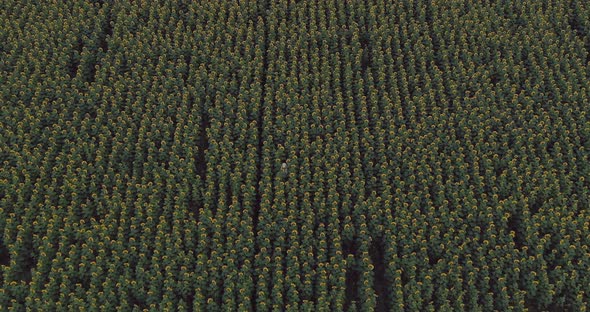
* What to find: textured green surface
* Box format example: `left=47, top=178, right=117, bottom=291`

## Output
left=1, top=0, right=589, bottom=311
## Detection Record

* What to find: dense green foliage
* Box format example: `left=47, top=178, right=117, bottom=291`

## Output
left=1, top=0, right=590, bottom=311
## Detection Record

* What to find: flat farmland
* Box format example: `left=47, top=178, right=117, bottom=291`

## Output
left=1, top=1, right=589, bottom=311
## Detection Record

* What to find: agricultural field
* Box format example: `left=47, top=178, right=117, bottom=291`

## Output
left=1, top=0, right=590, bottom=311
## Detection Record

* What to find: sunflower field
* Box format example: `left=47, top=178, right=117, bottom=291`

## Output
left=1, top=0, right=589, bottom=311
